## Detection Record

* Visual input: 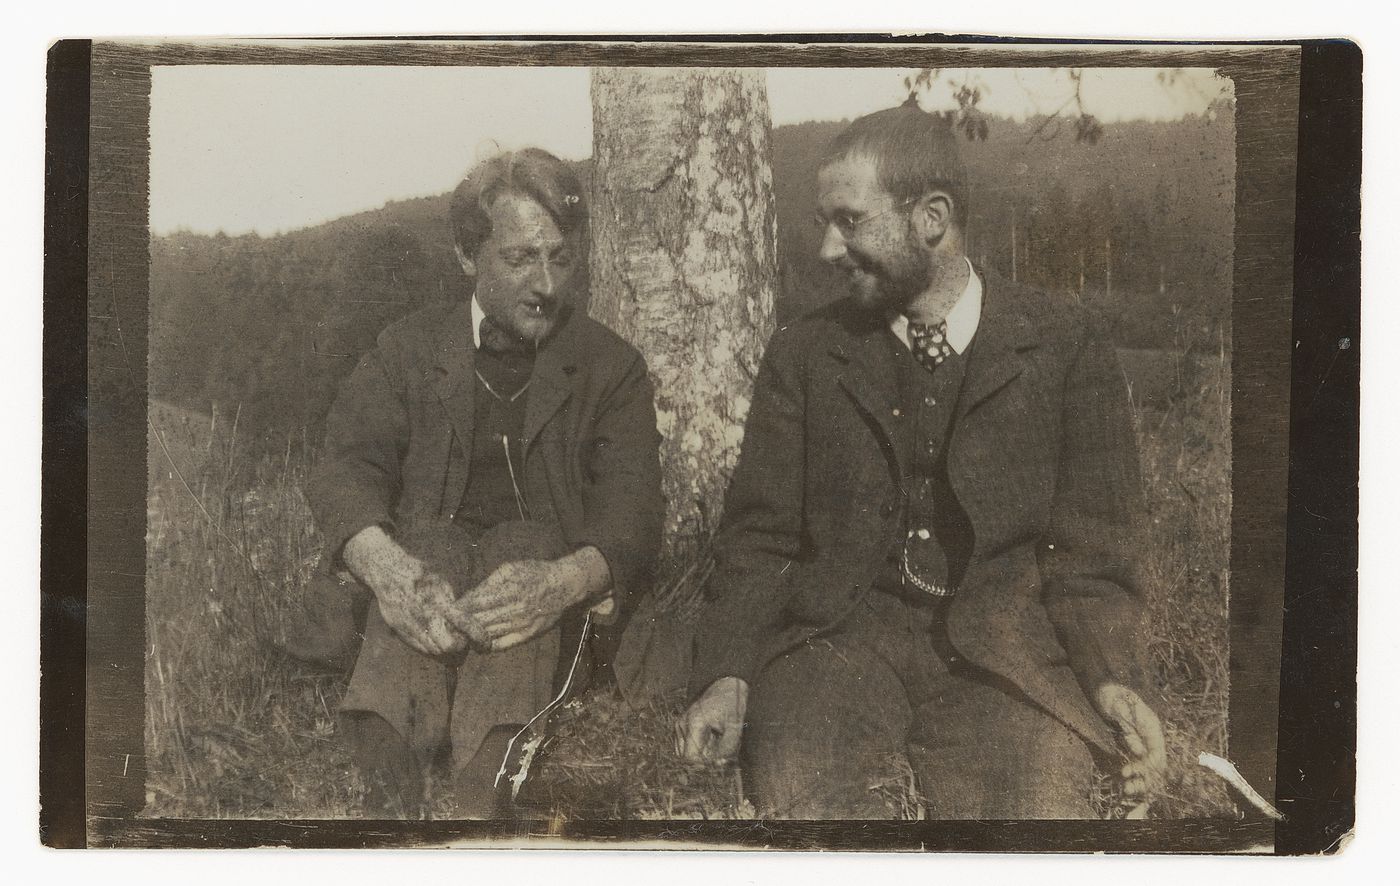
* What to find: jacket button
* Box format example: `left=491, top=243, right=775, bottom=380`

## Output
left=924, top=395, right=937, bottom=407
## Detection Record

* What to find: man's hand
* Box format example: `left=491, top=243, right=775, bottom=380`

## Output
left=343, top=525, right=467, bottom=657
left=1095, top=683, right=1167, bottom=800
left=681, top=677, right=749, bottom=764
left=449, top=546, right=611, bottom=652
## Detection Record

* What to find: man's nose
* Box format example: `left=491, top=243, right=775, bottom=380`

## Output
left=532, top=260, right=557, bottom=296
left=817, top=224, right=847, bottom=264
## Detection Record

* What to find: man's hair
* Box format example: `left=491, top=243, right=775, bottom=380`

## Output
left=825, top=105, right=969, bottom=228
left=448, top=148, right=587, bottom=257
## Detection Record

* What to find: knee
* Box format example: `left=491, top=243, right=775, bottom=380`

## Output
left=741, top=671, right=910, bottom=818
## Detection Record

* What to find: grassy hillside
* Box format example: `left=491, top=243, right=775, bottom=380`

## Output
left=145, top=341, right=1234, bottom=819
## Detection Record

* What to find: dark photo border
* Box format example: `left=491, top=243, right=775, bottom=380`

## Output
left=40, top=35, right=1359, bottom=852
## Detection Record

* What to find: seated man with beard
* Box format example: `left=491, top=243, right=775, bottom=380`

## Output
left=683, top=106, right=1166, bottom=819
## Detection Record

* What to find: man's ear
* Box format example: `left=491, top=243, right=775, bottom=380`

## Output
left=912, top=190, right=956, bottom=245
left=454, top=244, right=477, bottom=277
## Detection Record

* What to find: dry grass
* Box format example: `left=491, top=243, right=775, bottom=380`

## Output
left=518, top=694, right=753, bottom=820
left=144, top=341, right=1236, bottom=820
left=145, top=403, right=362, bottom=817
left=1130, top=344, right=1235, bottom=818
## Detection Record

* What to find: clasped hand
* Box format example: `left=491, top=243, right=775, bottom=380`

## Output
left=346, top=526, right=584, bottom=656
left=344, top=525, right=464, bottom=657
left=448, top=558, right=585, bottom=652
left=383, top=558, right=581, bottom=656
left=375, top=569, right=464, bottom=657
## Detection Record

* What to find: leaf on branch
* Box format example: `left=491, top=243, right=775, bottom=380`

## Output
left=1074, top=113, right=1105, bottom=145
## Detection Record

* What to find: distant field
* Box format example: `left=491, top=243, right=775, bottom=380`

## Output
left=144, top=343, right=1235, bottom=820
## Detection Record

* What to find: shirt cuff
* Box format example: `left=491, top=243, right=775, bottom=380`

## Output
left=588, top=593, right=618, bottom=624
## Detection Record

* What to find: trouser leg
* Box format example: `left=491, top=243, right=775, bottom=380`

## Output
left=907, top=665, right=1097, bottom=819
left=449, top=723, right=522, bottom=819
left=340, top=711, right=426, bottom=819
left=743, top=635, right=913, bottom=819
left=340, top=601, right=452, bottom=817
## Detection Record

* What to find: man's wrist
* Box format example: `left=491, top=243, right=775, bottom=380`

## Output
left=1094, top=682, right=1137, bottom=714
left=559, top=545, right=614, bottom=608
left=343, top=524, right=386, bottom=578
left=711, top=676, right=749, bottom=697
left=344, top=524, right=421, bottom=594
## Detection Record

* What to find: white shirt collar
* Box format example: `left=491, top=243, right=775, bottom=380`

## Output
left=470, top=295, right=486, bottom=348
left=888, top=257, right=982, bottom=354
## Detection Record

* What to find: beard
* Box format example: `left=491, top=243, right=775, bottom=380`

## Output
left=838, top=231, right=932, bottom=314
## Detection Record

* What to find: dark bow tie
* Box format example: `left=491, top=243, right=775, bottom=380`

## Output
left=478, top=315, right=532, bottom=356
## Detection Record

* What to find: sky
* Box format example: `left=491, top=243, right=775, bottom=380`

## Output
left=150, top=65, right=1230, bottom=237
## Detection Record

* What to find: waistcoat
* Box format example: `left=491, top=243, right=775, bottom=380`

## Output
left=878, top=333, right=975, bottom=597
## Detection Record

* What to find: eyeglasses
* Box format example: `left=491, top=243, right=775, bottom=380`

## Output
left=812, top=199, right=916, bottom=239
left=498, top=247, right=576, bottom=271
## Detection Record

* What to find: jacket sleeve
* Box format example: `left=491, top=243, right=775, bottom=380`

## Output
left=305, top=342, right=409, bottom=567
left=1040, top=330, right=1152, bottom=701
left=573, top=349, right=664, bottom=615
left=688, top=327, right=807, bottom=697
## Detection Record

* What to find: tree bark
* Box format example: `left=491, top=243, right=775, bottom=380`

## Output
left=588, top=68, right=779, bottom=577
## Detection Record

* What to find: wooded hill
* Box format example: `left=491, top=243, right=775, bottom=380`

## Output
left=151, top=107, right=1234, bottom=449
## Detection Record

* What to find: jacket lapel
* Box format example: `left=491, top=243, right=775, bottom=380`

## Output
left=522, top=312, right=581, bottom=452
left=831, top=317, right=907, bottom=480
left=434, top=302, right=582, bottom=455
left=433, top=300, right=479, bottom=469
left=955, top=267, right=1039, bottom=422
left=432, top=303, right=580, bottom=517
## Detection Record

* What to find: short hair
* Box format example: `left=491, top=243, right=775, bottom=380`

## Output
left=824, top=106, right=969, bottom=228
left=448, top=148, right=587, bottom=257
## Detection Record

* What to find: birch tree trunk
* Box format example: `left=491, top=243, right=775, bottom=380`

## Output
left=588, top=67, right=778, bottom=580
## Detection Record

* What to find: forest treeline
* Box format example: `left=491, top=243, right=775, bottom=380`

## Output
left=151, top=106, right=1233, bottom=450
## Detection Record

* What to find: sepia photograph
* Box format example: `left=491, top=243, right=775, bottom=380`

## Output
left=45, top=36, right=1358, bottom=852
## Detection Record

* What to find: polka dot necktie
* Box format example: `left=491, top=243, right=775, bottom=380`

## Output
left=908, top=319, right=953, bottom=373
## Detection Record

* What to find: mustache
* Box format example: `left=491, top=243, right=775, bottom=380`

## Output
left=833, top=253, right=876, bottom=274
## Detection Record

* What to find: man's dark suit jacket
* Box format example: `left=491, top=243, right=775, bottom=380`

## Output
left=690, top=268, right=1149, bottom=755
left=306, top=299, right=664, bottom=667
